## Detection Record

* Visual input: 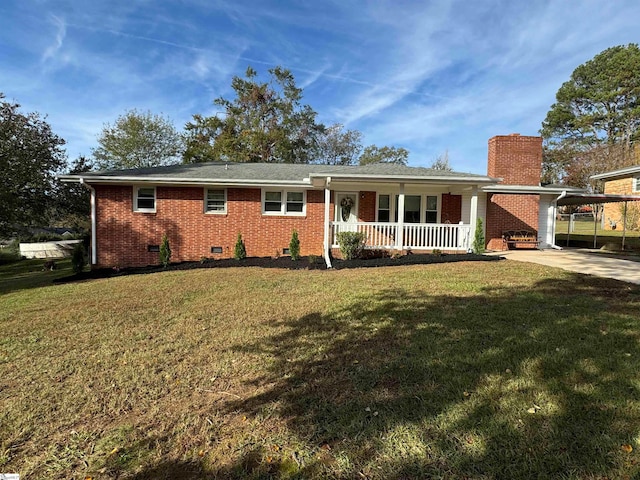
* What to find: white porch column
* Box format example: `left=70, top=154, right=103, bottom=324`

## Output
left=323, top=178, right=332, bottom=268
left=396, top=183, right=405, bottom=250
left=469, top=185, right=478, bottom=251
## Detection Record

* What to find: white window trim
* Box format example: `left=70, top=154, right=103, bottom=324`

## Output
left=633, top=176, right=640, bottom=193
left=204, top=188, right=227, bottom=214
left=376, top=193, right=391, bottom=223
left=425, top=194, right=440, bottom=224
left=133, top=186, right=156, bottom=213
left=261, top=189, right=307, bottom=216
left=376, top=192, right=441, bottom=223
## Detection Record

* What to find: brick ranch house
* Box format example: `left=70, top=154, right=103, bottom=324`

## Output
left=591, top=165, right=640, bottom=230
left=60, top=134, right=582, bottom=268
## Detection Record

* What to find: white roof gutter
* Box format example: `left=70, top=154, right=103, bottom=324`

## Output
left=59, top=175, right=311, bottom=188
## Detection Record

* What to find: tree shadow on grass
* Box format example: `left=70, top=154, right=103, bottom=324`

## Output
left=214, top=274, right=640, bottom=478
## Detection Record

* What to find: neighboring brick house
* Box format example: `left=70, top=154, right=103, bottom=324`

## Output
left=60, top=134, right=579, bottom=268
left=591, top=165, right=640, bottom=231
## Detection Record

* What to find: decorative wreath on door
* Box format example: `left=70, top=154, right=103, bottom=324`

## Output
left=340, top=196, right=354, bottom=221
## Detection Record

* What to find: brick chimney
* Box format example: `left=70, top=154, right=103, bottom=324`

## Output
left=487, top=134, right=542, bottom=186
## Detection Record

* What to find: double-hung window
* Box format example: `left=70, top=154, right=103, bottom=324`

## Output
left=394, top=195, right=421, bottom=223
left=377, top=195, right=390, bottom=222
left=205, top=188, right=226, bottom=213
left=633, top=176, right=640, bottom=193
left=262, top=190, right=306, bottom=215
left=426, top=195, right=438, bottom=223
left=134, top=186, right=156, bottom=212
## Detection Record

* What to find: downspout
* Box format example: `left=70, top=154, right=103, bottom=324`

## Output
left=79, top=178, right=97, bottom=266
left=550, top=191, right=566, bottom=250
left=323, top=177, right=332, bottom=269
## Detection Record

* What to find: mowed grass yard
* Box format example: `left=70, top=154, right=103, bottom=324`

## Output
left=2, top=260, right=640, bottom=479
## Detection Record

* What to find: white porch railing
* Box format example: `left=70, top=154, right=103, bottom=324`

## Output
left=330, top=222, right=471, bottom=251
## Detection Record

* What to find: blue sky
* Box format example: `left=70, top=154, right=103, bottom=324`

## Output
left=2, top=0, right=639, bottom=174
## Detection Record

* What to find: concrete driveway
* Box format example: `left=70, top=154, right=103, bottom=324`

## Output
left=489, top=248, right=640, bottom=285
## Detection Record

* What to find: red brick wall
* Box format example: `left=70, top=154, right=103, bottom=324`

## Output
left=484, top=134, right=543, bottom=250
left=488, top=134, right=542, bottom=186
left=441, top=194, right=462, bottom=223
left=486, top=193, right=540, bottom=250
left=94, top=185, right=329, bottom=267
left=359, top=191, right=376, bottom=222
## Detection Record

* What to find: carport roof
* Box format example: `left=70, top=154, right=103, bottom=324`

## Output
left=556, top=192, right=640, bottom=206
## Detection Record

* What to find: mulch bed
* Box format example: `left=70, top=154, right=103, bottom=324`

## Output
left=54, top=253, right=502, bottom=284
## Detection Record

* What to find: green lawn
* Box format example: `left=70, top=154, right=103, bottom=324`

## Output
left=0, top=257, right=73, bottom=295
left=1, top=261, right=640, bottom=479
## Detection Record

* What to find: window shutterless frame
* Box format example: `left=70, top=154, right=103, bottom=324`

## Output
left=204, top=188, right=227, bottom=214
left=133, top=186, right=156, bottom=212
left=262, top=189, right=306, bottom=216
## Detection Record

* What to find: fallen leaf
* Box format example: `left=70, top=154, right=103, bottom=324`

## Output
left=272, top=444, right=280, bottom=452
left=109, top=447, right=120, bottom=456
left=242, top=415, right=247, bottom=422
left=320, top=443, right=331, bottom=451
left=373, top=411, right=379, bottom=416
left=365, top=407, right=371, bottom=412
left=266, top=456, right=273, bottom=463
left=463, top=391, right=471, bottom=397
left=198, top=449, right=205, bottom=457
left=622, top=444, right=633, bottom=453
left=527, top=407, right=537, bottom=414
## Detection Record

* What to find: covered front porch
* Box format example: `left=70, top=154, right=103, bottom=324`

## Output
left=310, top=170, right=493, bottom=267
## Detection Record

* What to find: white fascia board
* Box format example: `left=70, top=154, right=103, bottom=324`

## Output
left=58, top=175, right=312, bottom=188
left=309, top=173, right=497, bottom=185
left=482, top=184, right=584, bottom=194
left=590, top=165, right=640, bottom=181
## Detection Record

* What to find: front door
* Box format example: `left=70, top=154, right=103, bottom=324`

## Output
left=335, top=193, right=358, bottom=224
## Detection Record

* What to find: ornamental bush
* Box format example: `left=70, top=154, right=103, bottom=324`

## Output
left=289, top=230, right=300, bottom=261
left=234, top=233, right=247, bottom=260
left=71, top=242, right=86, bottom=274
left=336, top=231, right=366, bottom=260
left=472, top=218, right=485, bottom=254
left=159, top=234, right=171, bottom=267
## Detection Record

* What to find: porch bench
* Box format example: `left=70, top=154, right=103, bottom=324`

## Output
left=502, top=230, right=539, bottom=250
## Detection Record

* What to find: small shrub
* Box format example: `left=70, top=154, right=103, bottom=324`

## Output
left=432, top=248, right=443, bottom=256
left=308, top=254, right=318, bottom=265
left=336, top=231, right=366, bottom=260
left=289, top=230, right=300, bottom=261
left=159, top=234, right=171, bottom=268
left=472, top=217, right=485, bottom=254
left=71, top=243, right=86, bottom=274
left=234, top=233, right=246, bottom=260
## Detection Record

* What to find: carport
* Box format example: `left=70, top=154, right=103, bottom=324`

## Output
left=554, top=192, right=640, bottom=250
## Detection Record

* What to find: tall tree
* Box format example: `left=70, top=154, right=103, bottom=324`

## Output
left=93, top=109, right=184, bottom=170
left=313, top=123, right=362, bottom=165
left=0, top=93, right=66, bottom=236
left=358, top=145, right=409, bottom=165
left=184, top=66, right=322, bottom=163
left=541, top=44, right=640, bottom=187
left=430, top=150, right=453, bottom=171
left=49, top=156, right=93, bottom=230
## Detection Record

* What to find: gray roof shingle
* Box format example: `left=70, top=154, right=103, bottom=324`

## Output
left=68, top=161, right=495, bottom=184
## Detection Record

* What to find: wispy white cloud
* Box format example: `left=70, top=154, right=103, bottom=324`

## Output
left=41, top=14, right=66, bottom=61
